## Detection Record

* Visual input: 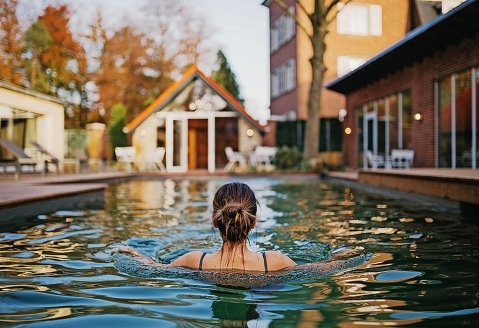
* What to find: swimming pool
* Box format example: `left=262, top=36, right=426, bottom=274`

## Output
left=1, top=176, right=478, bottom=326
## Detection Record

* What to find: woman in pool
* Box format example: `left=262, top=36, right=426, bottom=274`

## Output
left=113, top=182, right=363, bottom=273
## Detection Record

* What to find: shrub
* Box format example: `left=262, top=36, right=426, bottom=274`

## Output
left=274, top=146, right=304, bottom=170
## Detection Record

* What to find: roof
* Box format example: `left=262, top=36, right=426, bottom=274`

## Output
left=123, top=65, right=265, bottom=134
left=325, top=0, right=479, bottom=95
left=0, top=81, right=67, bottom=106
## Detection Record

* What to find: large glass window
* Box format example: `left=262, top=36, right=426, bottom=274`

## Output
left=377, top=99, right=386, bottom=156
left=455, top=70, right=472, bottom=167
left=438, top=77, right=452, bottom=167
left=402, top=89, right=412, bottom=149
left=359, top=90, right=412, bottom=169
left=337, top=3, right=382, bottom=36
left=437, top=67, right=478, bottom=168
left=356, top=106, right=364, bottom=167
left=476, top=67, right=479, bottom=167
left=388, top=94, right=399, bottom=151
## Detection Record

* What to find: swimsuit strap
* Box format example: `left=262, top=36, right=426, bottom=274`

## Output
left=262, top=252, right=268, bottom=273
left=198, top=252, right=207, bottom=271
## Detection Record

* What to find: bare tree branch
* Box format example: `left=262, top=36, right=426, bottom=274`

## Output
left=272, top=0, right=311, bottom=38
left=326, top=0, right=352, bottom=25
left=296, top=0, right=309, bottom=19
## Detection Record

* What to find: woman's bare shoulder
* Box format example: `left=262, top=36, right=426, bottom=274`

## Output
left=169, top=251, right=204, bottom=269
left=264, top=250, right=296, bottom=271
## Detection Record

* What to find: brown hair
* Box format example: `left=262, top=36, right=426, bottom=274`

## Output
left=212, top=182, right=258, bottom=246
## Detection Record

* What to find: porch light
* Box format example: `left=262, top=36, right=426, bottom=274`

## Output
left=246, top=128, right=254, bottom=137
left=345, top=127, right=352, bottom=135
left=414, top=113, right=423, bottom=122
left=189, top=103, right=196, bottom=110
left=140, top=129, right=147, bottom=137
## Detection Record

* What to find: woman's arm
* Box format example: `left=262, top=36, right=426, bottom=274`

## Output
left=110, top=245, right=164, bottom=267
left=110, top=245, right=203, bottom=269
left=290, top=247, right=366, bottom=271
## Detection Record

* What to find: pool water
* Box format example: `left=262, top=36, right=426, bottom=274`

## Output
left=1, top=177, right=479, bottom=327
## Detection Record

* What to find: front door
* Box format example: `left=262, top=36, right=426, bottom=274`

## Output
left=188, top=119, right=208, bottom=169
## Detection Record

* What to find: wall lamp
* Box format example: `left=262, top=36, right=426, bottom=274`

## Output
left=414, top=113, right=423, bottom=122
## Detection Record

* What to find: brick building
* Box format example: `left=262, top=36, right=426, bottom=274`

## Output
left=326, top=0, right=479, bottom=169
left=261, top=0, right=412, bottom=164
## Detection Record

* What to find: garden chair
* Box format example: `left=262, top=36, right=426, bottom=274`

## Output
left=366, top=150, right=385, bottom=170
left=115, top=147, right=136, bottom=171
left=224, top=147, right=247, bottom=171
left=142, top=147, right=166, bottom=172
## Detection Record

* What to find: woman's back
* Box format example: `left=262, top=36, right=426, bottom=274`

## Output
left=170, top=249, right=296, bottom=273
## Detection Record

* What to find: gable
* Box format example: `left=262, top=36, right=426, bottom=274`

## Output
left=124, top=65, right=264, bottom=134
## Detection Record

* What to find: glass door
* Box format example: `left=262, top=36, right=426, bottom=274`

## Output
left=166, top=117, right=187, bottom=172
left=364, top=109, right=378, bottom=169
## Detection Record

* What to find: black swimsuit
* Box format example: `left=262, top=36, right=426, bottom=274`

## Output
left=198, top=252, right=269, bottom=273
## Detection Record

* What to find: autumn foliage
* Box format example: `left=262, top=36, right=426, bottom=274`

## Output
left=0, top=0, right=211, bottom=129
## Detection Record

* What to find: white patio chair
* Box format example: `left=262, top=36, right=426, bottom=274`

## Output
left=115, top=146, right=136, bottom=171
left=143, top=147, right=166, bottom=172
left=224, top=147, right=247, bottom=171
left=390, top=149, right=414, bottom=169
left=366, top=150, right=385, bottom=170
left=251, top=146, right=276, bottom=166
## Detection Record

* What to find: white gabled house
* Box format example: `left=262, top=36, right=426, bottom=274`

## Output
left=123, top=65, right=265, bottom=172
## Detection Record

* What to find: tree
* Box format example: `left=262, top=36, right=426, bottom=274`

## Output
left=212, top=50, right=244, bottom=104
left=108, top=103, right=128, bottom=159
left=23, top=21, right=52, bottom=92
left=0, top=0, right=24, bottom=85
left=272, top=0, right=348, bottom=160
left=91, top=25, right=155, bottom=124
left=35, top=4, right=89, bottom=128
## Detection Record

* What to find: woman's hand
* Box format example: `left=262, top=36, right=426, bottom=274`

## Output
left=109, top=244, right=159, bottom=266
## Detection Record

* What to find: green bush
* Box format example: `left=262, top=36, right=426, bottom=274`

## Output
left=108, top=104, right=128, bottom=160
left=274, top=146, right=304, bottom=170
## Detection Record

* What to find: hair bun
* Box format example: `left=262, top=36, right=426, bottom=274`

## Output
left=223, top=203, right=242, bottom=218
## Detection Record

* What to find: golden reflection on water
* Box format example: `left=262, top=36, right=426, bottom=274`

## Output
left=0, top=308, right=72, bottom=323
left=0, top=179, right=474, bottom=327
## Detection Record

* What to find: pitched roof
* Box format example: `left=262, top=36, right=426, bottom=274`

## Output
left=123, top=65, right=264, bottom=134
left=325, top=0, right=479, bottom=94
left=0, top=81, right=66, bottom=106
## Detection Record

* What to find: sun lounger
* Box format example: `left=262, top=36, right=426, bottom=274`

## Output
left=0, top=139, right=39, bottom=180
left=30, top=141, right=60, bottom=175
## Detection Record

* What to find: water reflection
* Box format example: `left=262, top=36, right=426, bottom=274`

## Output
left=0, top=177, right=478, bottom=326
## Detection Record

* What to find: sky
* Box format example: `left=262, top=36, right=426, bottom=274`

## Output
left=25, top=0, right=271, bottom=123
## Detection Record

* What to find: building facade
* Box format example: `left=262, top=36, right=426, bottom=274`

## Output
left=124, top=65, right=264, bottom=173
left=0, top=81, right=65, bottom=169
left=262, top=0, right=411, bottom=161
left=326, top=0, right=478, bottom=169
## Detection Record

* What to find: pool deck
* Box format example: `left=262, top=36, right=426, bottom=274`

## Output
left=0, top=168, right=477, bottom=218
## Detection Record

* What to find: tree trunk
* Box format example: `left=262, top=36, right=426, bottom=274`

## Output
left=304, top=22, right=327, bottom=161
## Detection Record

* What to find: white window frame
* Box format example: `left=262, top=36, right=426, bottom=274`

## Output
left=337, top=2, right=382, bottom=36
left=337, top=56, right=367, bottom=77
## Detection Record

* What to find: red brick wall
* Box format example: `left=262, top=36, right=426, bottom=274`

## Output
left=268, top=0, right=298, bottom=117
left=343, top=32, right=479, bottom=169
